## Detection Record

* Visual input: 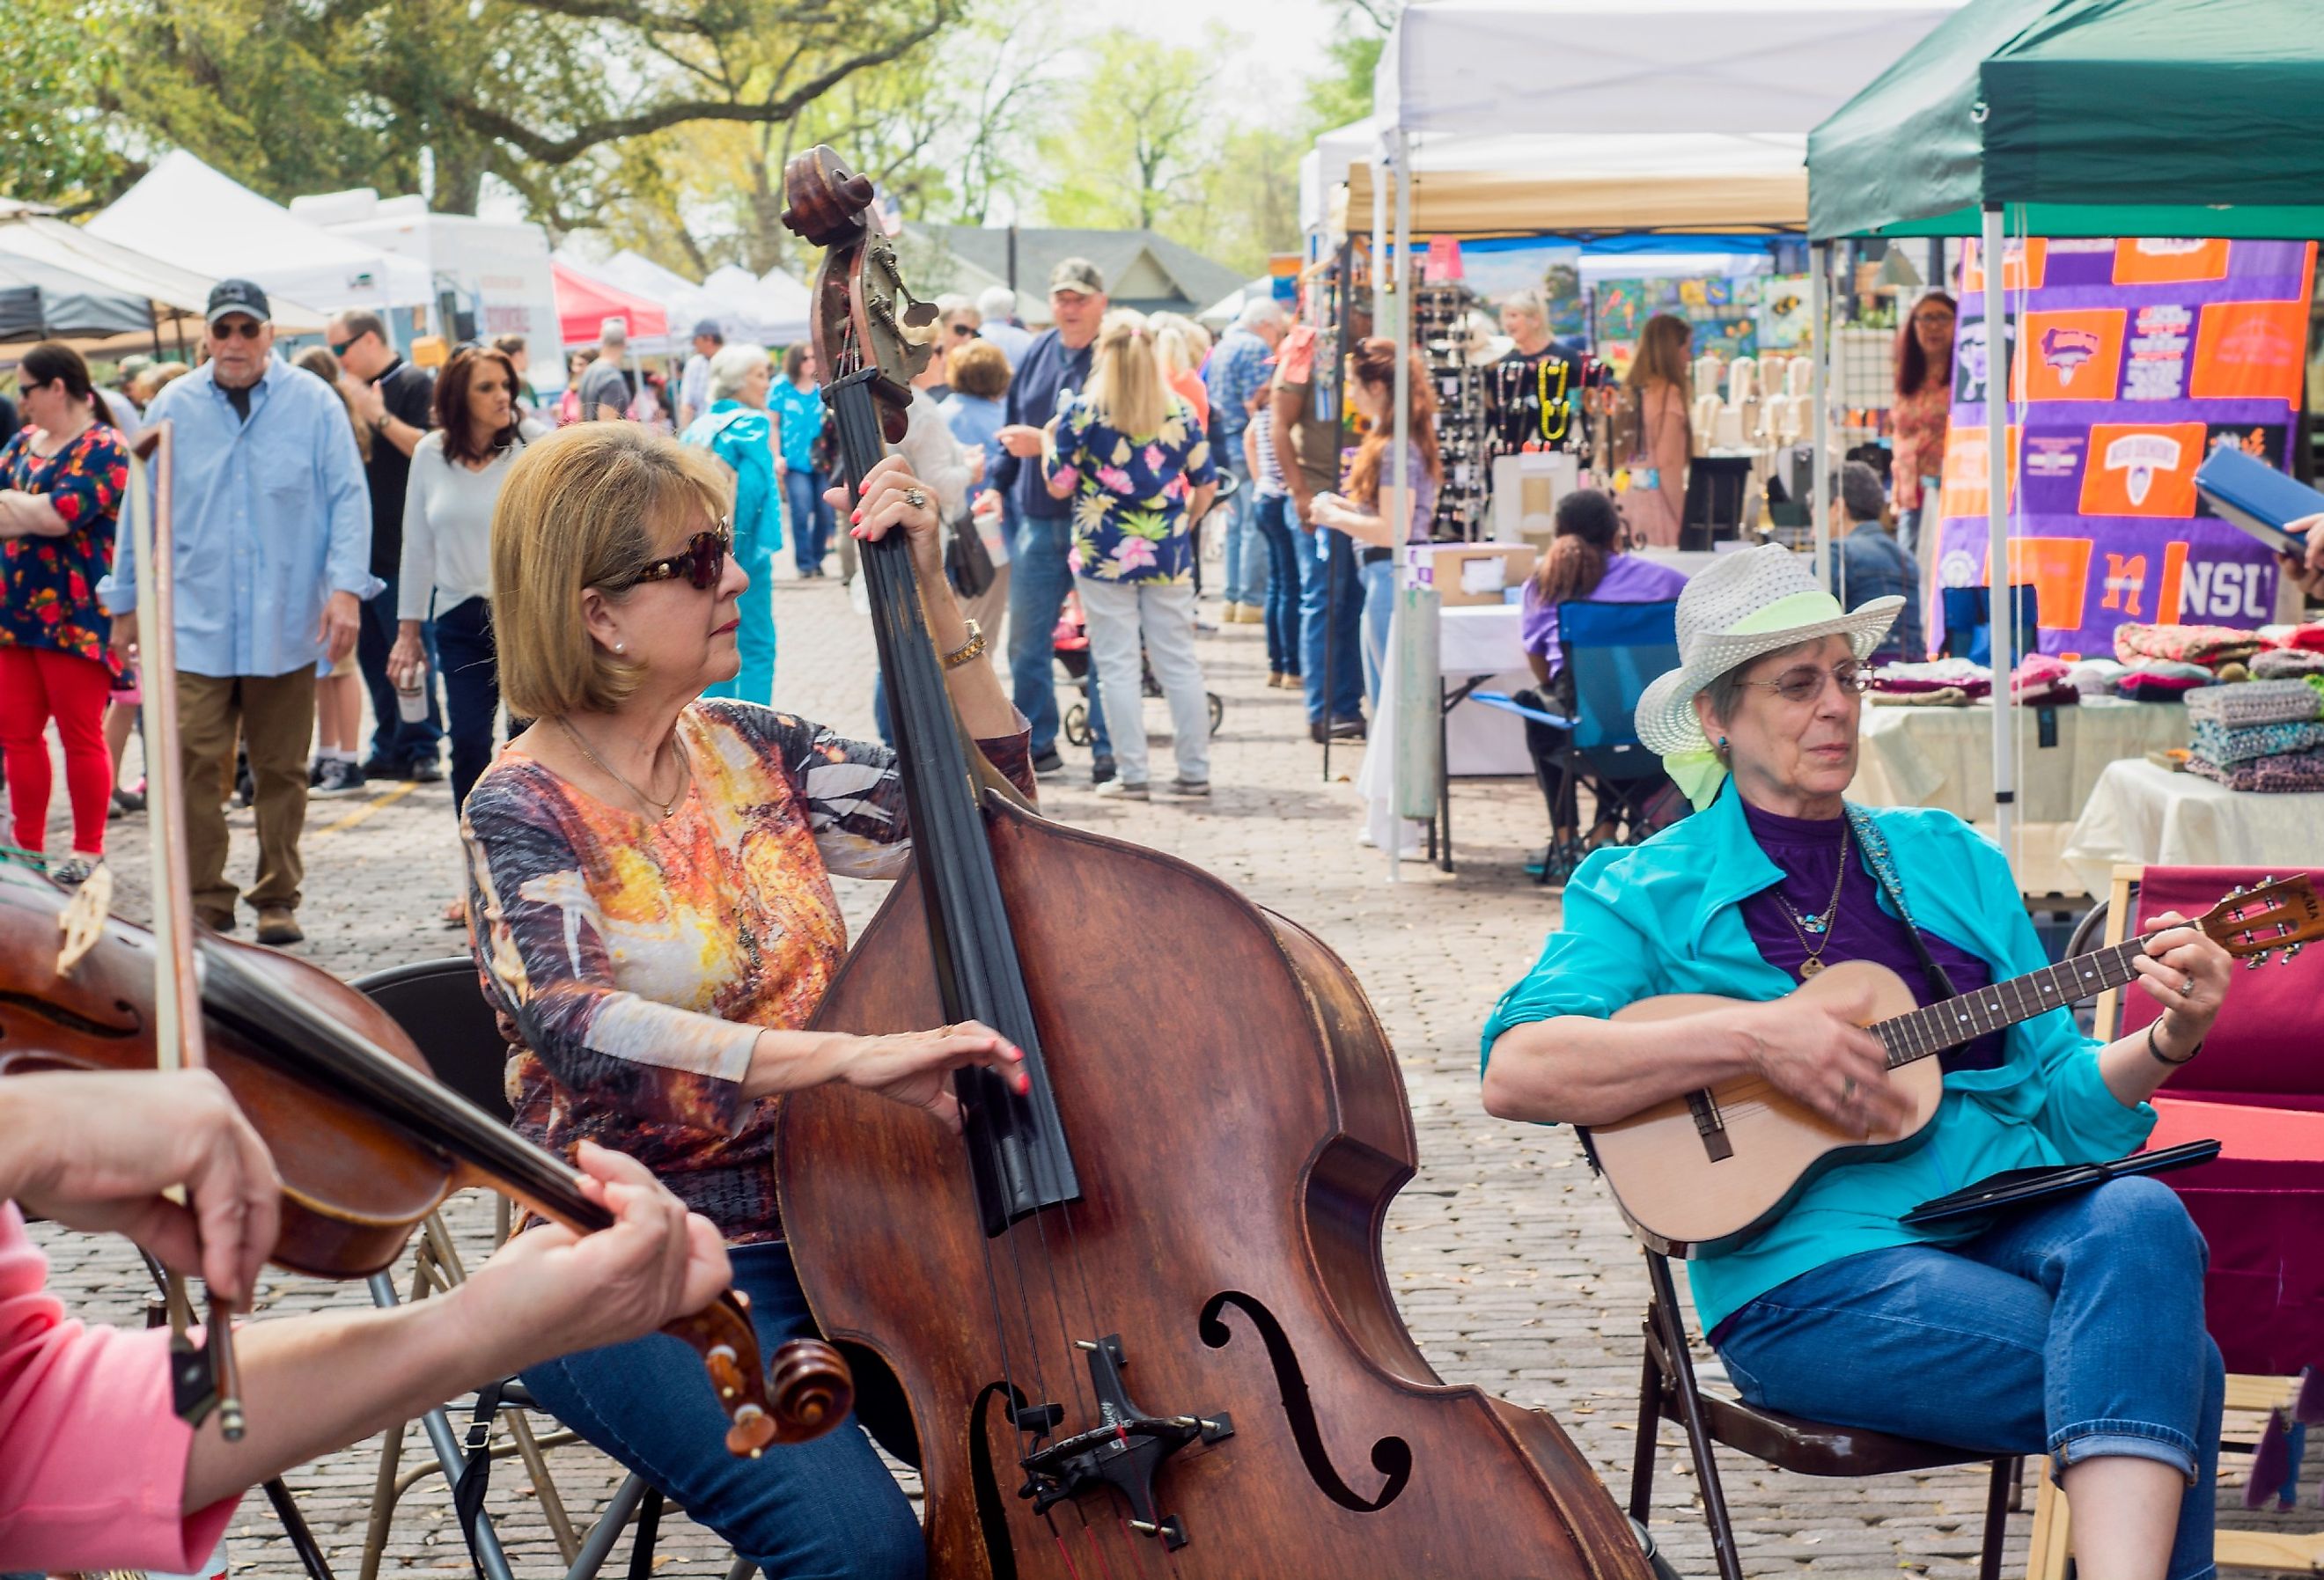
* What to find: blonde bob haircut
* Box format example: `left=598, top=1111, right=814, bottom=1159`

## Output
left=1085, top=308, right=1172, bottom=441
left=492, top=423, right=734, bottom=718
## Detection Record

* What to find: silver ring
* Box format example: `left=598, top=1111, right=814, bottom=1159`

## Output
left=2180, top=975, right=2195, bottom=996
left=903, top=487, right=928, bottom=510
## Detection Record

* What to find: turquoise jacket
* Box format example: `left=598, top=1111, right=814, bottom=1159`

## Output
left=681, top=401, right=783, bottom=562
left=1480, top=784, right=2154, bottom=1334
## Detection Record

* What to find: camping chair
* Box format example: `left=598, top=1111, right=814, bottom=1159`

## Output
left=349, top=958, right=754, bottom=1580
left=1628, top=1247, right=2017, bottom=1580
left=2026, top=863, right=2324, bottom=1579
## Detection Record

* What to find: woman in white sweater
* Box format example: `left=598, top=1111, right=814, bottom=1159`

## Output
left=389, top=347, right=547, bottom=910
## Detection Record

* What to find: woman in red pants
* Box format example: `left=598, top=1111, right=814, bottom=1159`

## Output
left=0, top=342, right=131, bottom=886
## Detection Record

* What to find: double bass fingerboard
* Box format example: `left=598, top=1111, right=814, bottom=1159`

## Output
left=1870, top=938, right=2151, bottom=1068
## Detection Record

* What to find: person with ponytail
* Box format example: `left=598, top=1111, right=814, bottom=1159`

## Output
left=1618, top=313, right=1693, bottom=548
left=0, top=342, right=132, bottom=886
left=1515, top=488, right=1685, bottom=864
left=1044, top=308, right=1218, bottom=798
left=1308, top=337, right=1441, bottom=707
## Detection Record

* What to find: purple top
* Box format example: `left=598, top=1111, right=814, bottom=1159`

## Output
left=1736, top=801, right=2005, bottom=1073
left=1519, top=552, right=1689, bottom=679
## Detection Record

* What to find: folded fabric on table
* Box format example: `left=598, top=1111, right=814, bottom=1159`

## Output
left=2189, top=718, right=2324, bottom=765
left=2184, top=748, right=2324, bottom=793
left=1868, top=687, right=1975, bottom=707
left=2010, top=654, right=2079, bottom=705
left=2254, top=647, right=2324, bottom=679
left=2283, top=621, right=2324, bottom=653
left=2184, top=676, right=2324, bottom=728
left=2117, top=665, right=2214, bottom=701
left=2115, top=621, right=2267, bottom=667
left=1870, top=658, right=1993, bottom=699
left=2064, top=657, right=2128, bottom=696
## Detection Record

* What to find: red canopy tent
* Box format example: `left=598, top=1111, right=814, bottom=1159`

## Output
left=552, top=260, right=668, bottom=349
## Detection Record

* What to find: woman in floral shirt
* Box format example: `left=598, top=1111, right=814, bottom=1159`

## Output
left=0, top=343, right=130, bottom=886
left=462, top=423, right=1033, bottom=1579
left=1044, top=309, right=1218, bottom=798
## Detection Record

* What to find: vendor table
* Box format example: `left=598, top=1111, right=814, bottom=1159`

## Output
left=2063, top=758, right=2324, bottom=900
left=1851, top=697, right=2189, bottom=896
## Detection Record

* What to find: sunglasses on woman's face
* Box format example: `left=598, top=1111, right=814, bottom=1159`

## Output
left=630, top=521, right=732, bottom=590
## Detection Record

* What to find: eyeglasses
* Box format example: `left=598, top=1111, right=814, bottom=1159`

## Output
left=1737, top=663, right=1872, bottom=704
left=210, top=319, right=266, bottom=341
left=628, top=522, right=732, bottom=591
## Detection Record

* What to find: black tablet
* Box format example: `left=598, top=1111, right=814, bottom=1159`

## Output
left=1900, top=1140, right=2223, bottom=1229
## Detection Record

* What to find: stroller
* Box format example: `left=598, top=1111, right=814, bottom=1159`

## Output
left=1053, top=594, right=1225, bottom=749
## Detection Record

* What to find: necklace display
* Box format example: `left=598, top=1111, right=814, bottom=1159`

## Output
left=559, top=715, right=688, bottom=819
left=1776, top=822, right=1850, bottom=978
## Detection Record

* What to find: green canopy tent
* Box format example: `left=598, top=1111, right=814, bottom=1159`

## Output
left=1802, top=0, right=2324, bottom=856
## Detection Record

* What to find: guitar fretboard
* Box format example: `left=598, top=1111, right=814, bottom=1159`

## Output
left=1872, top=937, right=2150, bottom=1068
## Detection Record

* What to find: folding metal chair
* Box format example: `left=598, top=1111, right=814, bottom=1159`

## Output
left=349, top=958, right=754, bottom=1580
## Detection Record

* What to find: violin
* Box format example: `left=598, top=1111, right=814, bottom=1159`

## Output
left=0, top=430, right=849, bottom=1460
left=776, top=147, right=1652, bottom=1577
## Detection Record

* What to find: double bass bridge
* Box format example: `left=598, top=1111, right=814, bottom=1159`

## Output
left=1016, top=1334, right=1233, bottom=1550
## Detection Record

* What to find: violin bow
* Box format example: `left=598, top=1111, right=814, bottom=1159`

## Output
left=126, top=422, right=246, bottom=1438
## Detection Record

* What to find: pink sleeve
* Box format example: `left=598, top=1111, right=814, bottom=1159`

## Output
left=0, top=1204, right=241, bottom=1572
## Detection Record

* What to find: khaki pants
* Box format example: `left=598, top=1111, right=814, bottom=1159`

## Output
left=178, top=667, right=315, bottom=917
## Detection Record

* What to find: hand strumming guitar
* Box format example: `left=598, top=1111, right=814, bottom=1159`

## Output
left=1732, top=983, right=1913, bottom=1139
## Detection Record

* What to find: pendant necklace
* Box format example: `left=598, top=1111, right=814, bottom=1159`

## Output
left=560, top=715, right=688, bottom=820
left=1777, top=822, right=1850, bottom=979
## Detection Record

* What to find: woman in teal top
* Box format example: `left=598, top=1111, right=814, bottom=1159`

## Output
left=1482, top=545, right=2232, bottom=1580
left=768, top=345, right=833, bottom=577
left=680, top=344, right=782, bottom=704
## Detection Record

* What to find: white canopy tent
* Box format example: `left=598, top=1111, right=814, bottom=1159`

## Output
left=705, top=265, right=809, bottom=348
left=89, top=151, right=431, bottom=321
left=585, top=253, right=813, bottom=349
left=1351, top=0, right=1966, bottom=878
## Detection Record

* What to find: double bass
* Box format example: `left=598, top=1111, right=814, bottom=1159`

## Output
left=776, top=149, right=1651, bottom=1578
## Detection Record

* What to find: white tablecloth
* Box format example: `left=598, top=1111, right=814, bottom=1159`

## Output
left=2063, top=758, right=2324, bottom=899
left=1851, top=697, right=2190, bottom=896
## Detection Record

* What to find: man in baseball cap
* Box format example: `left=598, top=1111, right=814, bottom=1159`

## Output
left=679, top=318, right=723, bottom=429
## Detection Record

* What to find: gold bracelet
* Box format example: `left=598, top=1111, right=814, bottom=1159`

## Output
left=940, top=618, right=986, bottom=670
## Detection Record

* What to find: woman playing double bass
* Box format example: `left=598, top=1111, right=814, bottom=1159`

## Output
left=460, top=422, right=1031, bottom=1577
left=1482, top=546, right=2232, bottom=1580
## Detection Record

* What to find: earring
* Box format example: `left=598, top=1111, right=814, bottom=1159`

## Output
left=1716, top=735, right=1729, bottom=755
left=614, top=642, right=626, bottom=653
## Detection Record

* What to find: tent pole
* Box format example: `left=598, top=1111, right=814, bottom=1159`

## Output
left=1982, top=202, right=2015, bottom=858
left=1370, top=137, right=1389, bottom=335
left=1386, top=125, right=1412, bottom=882
left=1810, top=241, right=1830, bottom=583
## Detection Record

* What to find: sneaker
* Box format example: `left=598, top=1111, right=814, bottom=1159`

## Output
left=50, top=855, right=99, bottom=888
left=1094, top=778, right=1149, bottom=799
left=233, top=763, right=255, bottom=808
left=408, top=757, right=445, bottom=784
left=254, top=906, right=305, bottom=946
left=1170, top=777, right=1210, bottom=797
left=308, top=757, right=327, bottom=788
left=313, top=758, right=368, bottom=797
left=1327, top=716, right=1367, bottom=741
left=1032, top=747, right=1066, bottom=777
left=1308, top=720, right=1327, bottom=744
left=1091, top=753, right=1117, bottom=787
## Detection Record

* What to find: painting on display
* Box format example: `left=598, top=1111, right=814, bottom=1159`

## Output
left=1937, top=238, right=2316, bottom=658
left=1591, top=275, right=1761, bottom=364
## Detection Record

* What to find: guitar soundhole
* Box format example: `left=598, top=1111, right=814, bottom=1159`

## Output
left=1199, top=1290, right=1411, bottom=1512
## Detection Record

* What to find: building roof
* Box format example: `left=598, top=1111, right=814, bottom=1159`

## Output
left=905, top=224, right=1247, bottom=323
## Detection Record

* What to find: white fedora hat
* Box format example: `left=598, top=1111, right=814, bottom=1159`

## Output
left=1635, top=543, right=1903, bottom=766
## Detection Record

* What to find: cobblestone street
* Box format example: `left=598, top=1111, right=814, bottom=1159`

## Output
left=35, top=566, right=2291, bottom=1578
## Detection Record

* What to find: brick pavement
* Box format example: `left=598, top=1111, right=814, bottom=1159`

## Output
left=35, top=564, right=2294, bottom=1578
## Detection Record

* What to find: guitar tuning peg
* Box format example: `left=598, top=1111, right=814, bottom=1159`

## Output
left=2245, top=953, right=2269, bottom=970
left=2286, top=943, right=2305, bottom=963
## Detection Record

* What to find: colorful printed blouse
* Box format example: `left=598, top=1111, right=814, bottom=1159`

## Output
left=1045, top=395, right=1217, bottom=584
left=1890, top=380, right=1950, bottom=512
left=460, top=699, right=1033, bottom=1242
left=0, top=425, right=129, bottom=665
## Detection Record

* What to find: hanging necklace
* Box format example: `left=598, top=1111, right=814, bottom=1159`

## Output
left=1777, top=822, right=1850, bottom=979
left=559, top=715, right=688, bottom=819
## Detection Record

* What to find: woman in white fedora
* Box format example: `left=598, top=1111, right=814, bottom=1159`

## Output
left=1481, top=545, right=2231, bottom=1580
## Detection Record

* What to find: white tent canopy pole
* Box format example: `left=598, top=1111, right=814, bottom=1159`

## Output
left=1810, top=242, right=1830, bottom=585
left=1386, top=128, right=1413, bottom=881
left=1983, top=203, right=2015, bottom=855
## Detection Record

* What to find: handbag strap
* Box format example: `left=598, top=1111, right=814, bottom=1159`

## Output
left=1844, top=804, right=1960, bottom=1003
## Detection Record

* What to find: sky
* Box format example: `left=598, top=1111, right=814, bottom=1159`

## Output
left=1072, top=0, right=1345, bottom=86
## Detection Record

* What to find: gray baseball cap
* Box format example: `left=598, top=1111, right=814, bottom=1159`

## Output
left=1048, top=257, right=1105, bottom=297
left=205, top=278, right=270, bottom=326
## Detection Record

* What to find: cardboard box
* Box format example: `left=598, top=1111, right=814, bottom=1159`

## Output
left=1414, top=540, right=1537, bottom=606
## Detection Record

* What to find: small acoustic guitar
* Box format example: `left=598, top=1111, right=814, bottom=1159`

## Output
left=1583, top=875, right=2321, bottom=1258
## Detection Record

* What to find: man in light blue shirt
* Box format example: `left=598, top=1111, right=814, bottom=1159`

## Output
left=1202, top=298, right=1287, bottom=622
left=102, top=279, right=372, bottom=944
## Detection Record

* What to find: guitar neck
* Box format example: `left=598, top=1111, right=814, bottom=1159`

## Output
left=1873, top=935, right=2151, bottom=1068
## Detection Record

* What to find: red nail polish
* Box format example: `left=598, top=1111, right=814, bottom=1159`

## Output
left=850, top=508, right=862, bottom=524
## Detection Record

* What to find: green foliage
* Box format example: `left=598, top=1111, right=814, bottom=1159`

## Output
left=3, top=0, right=134, bottom=210
left=1303, top=30, right=1383, bottom=139
left=1033, top=30, right=1213, bottom=233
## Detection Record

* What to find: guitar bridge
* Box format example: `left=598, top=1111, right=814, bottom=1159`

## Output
left=1685, top=1090, right=1733, bottom=1162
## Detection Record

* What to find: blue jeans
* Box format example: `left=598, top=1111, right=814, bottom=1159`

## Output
left=783, top=467, right=835, bottom=575
left=1006, top=515, right=1108, bottom=758
left=1297, top=524, right=1364, bottom=725
left=1217, top=450, right=1264, bottom=607
left=1715, top=1178, right=2222, bottom=1580
left=359, top=576, right=443, bottom=768
left=521, top=1240, right=924, bottom=1580
left=431, top=597, right=502, bottom=813
left=1358, top=555, right=1396, bottom=708
left=702, top=553, right=777, bottom=706
left=1254, top=492, right=1301, bottom=677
